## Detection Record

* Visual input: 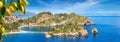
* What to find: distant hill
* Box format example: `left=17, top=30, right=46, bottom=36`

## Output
left=12, top=11, right=37, bottom=18
left=77, top=12, right=120, bottom=16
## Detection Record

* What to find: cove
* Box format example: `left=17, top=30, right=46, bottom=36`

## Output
left=3, top=16, right=120, bottom=42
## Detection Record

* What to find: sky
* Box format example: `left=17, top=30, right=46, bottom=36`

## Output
left=25, top=0, right=120, bottom=16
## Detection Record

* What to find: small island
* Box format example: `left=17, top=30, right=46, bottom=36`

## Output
left=3, top=12, right=96, bottom=38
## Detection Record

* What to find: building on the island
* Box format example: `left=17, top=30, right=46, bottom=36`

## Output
left=5, top=16, right=19, bottom=23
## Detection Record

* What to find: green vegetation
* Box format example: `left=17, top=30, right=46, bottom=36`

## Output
left=23, top=12, right=89, bottom=35
left=51, top=23, right=84, bottom=34
left=50, top=13, right=88, bottom=34
left=0, top=0, right=29, bottom=41
left=4, top=12, right=91, bottom=37
left=2, top=22, right=20, bottom=32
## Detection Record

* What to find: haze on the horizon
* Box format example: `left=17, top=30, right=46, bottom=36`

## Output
left=25, top=0, right=120, bottom=16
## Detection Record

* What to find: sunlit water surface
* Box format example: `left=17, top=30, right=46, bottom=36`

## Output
left=3, top=16, right=120, bottom=42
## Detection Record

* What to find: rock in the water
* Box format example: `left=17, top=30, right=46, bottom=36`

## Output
left=86, top=23, right=91, bottom=25
left=92, top=28, right=98, bottom=35
left=46, top=34, right=51, bottom=39
left=79, top=29, right=88, bottom=37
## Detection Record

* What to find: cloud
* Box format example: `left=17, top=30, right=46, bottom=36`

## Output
left=28, top=0, right=120, bottom=15
left=36, top=0, right=58, bottom=8
left=78, top=11, right=120, bottom=16
left=36, top=0, right=50, bottom=6
left=36, top=0, right=102, bottom=10
left=64, top=0, right=100, bottom=11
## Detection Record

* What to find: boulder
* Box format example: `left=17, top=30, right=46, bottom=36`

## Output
left=46, top=34, right=51, bottom=39
left=92, top=28, right=98, bottom=35
left=79, top=29, right=88, bottom=37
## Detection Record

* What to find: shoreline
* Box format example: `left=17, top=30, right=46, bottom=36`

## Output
left=18, top=20, right=68, bottom=29
left=6, top=22, right=57, bottom=35
left=5, top=19, right=94, bottom=38
left=6, top=24, right=47, bottom=35
left=6, top=30, right=48, bottom=35
left=6, top=24, right=57, bottom=35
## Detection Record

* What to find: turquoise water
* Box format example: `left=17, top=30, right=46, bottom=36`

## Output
left=3, top=16, right=120, bottom=42
left=21, top=26, right=51, bottom=32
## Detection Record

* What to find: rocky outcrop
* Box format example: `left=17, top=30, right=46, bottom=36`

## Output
left=49, top=29, right=88, bottom=37
left=92, top=28, right=98, bottom=35
left=46, top=33, right=52, bottom=39
left=84, top=19, right=95, bottom=26
left=78, top=19, right=95, bottom=26
left=78, top=29, right=88, bottom=37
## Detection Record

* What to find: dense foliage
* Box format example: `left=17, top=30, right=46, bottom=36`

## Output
left=21, top=12, right=88, bottom=34
left=0, top=0, right=29, bottom=41
left=4, top=12, right=89, bottom=39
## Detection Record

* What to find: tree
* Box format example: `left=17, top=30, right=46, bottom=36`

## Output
left=0, top=0, right=29, bottom=41
left=18, top=19, right=24, bottom=23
